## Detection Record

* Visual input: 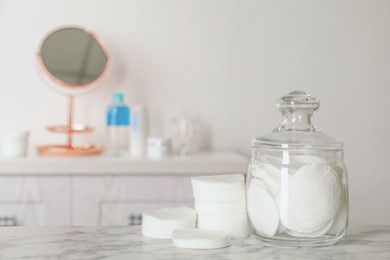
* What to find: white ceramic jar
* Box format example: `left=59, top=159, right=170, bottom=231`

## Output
left=1, top=131, right=29, bottom=158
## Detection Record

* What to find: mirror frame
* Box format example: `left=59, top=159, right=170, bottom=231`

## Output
left=36, top=26, right=111, bottom=95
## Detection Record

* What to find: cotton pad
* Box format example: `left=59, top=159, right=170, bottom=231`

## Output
left=293, top=154, right=335, bottom=164
left=277, top=222, right=286, bottom=234
left=192, top=173, right=246, bottom=202
left=192, top=174, right=245, bottom=190
left=197, top=213, right=248, bottom=226
left=247, top=178, right=279, bottom=237
left=192, top=187, right=246, bottom=202
left=197, top=215, right=251, bottom=239
left=142, top=207, right=197, bottom=239
left=280, top=196, right=330, bottom=234
left=251, top=163, right=281, bottom=198
left=172, top=229, right=231, bottom=249
left=290, top=164, right=342, bottom=223
left=191, top=173, right=250, bottom=238
left=332, top=165, right=345, bottom=183
left=261, top=154, right=282, bottom=165
left=195, top=200, right=246, bottom=216
left=286, top=219, right=333, bottom=238
left=328, top=191, right=348, bottom=235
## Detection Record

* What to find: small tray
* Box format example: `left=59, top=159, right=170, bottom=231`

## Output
left=37, top=144, right=102, bottom=156
left=47, top=125, right=94, bottom=134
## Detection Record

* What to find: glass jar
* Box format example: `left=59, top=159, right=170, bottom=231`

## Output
left=246, top=91, right=348, bottom=247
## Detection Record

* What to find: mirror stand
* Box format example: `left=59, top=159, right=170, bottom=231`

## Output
left=37, top=96, right=102, bottom=156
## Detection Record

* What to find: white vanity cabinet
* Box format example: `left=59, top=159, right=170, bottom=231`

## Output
left=0, top=151, right=248, bottom=226
left=72, top=175, right=194, bottom=226
left=0, top=176, right=71, bottom=226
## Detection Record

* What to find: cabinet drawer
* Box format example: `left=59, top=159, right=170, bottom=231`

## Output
left=0, top=176, right=71, bottom=226
left=0, top=202, right=45, bottom=226
left=0, top=177, right=41, bottom=201
left=100, top=201, right=193, bottom=226
left=73, top=176, right=193, bottom=201
left=72, top=176, right=194, bottom=225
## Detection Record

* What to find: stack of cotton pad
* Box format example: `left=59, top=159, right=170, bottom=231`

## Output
left=142, top=207, right=196, bottom=239
left=248, top=154, right=347, bottom=238
left=141, top=206, right=233, bottom=249
left=192, top=174, right=251, bottom=238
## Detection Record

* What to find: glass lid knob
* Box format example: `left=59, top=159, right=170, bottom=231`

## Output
left=274, top=91, right=320, bottom=133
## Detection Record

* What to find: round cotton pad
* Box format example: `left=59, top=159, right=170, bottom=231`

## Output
left=280, top=198, right=329, bottom=234
left=332, top=165, right=345, bottom=183
left=328, top=191, right=348, bottom=235
left=286, top=219, right=333, bottom=238
left=197, top=215, right=251, bottom=239
left=195, top=200, right=246, bottom=216
left=292, top=153, right=335, bottom=164
left=192, top=187, right=246, bottom=202
left=247, top=179, right=279, bottom=237
left=290, top=164, right=342, bottom=223
left=142, top=207, right=196, bottom=239
left=172, top=229, right=231, bottom=249
left=251, top=163, right=281, bottom=198
left=191, top=174, right=245, bottom=190
left=197, top=213, right=248, bottom=226
left=261, top=154, right=282, bottom=165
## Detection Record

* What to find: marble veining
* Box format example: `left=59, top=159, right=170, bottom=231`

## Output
left=0, top=226, right=389, bottom=260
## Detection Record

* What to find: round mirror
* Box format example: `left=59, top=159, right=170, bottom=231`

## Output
left=37, top=27, right=110, bottom=94
left=36, top=27, right=110, bottom=156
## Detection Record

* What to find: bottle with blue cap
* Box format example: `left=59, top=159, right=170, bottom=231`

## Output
left=107, top=92, right=130, bottom=155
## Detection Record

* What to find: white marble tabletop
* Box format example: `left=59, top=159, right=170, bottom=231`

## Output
left=0, top=225, right=389, bottom=260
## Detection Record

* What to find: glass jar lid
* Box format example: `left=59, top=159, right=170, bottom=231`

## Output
left=252, top=91, right=343, bottom=151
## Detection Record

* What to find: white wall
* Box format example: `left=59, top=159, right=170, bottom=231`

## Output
left=1, top=0, right=389, bottom=225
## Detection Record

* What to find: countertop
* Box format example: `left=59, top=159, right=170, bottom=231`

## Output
left=0, top=225, right=389, bottom=259
left=0, top=151, right=248, bottom=175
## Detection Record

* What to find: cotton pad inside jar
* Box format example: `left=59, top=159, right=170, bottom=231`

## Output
left=290, top=164, right=342, bottom=223
left=247, top=178, right=279, bottom=236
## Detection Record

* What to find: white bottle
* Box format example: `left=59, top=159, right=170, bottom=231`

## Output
left=130, top=105, right=148, bottom=156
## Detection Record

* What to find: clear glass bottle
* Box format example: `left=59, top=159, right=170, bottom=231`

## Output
left=106, top=93, right=130, bottom=156
left=170, top=112, right=197, bottom=156
left=246, top=91, right=348, bottom=247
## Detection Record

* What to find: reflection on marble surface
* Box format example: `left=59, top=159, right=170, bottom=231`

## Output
left=0, top=226, right=389, bottom=259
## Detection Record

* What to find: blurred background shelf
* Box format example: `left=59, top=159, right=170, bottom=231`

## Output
left=0, top=151, right=248, bottom=175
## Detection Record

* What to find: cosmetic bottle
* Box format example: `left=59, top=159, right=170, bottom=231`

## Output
left=107, top=93, right=130, bottom=156
left=130, top=104, right=148, bottom=156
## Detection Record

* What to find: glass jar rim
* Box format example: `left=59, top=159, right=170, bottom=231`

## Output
left=252, top=137, right=344, bottom=151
